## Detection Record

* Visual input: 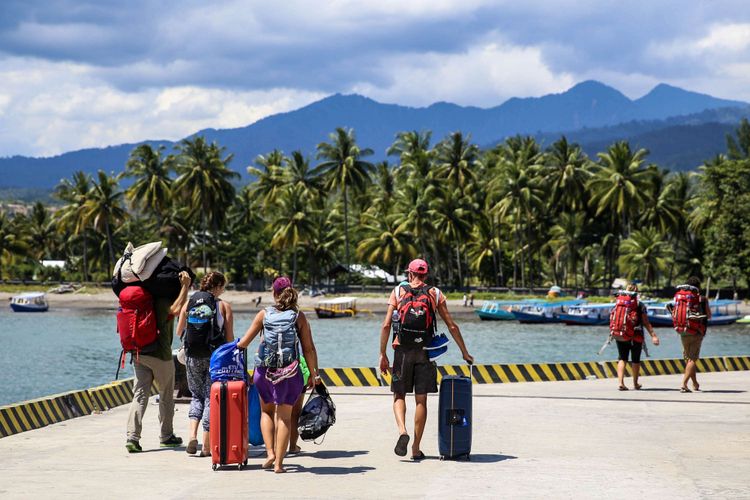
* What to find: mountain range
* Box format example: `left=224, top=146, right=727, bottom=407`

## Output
left=1, top=80, right=748, bottom=192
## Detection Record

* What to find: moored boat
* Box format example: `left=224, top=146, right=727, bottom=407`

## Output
left=10, top=292, right=49, bottom=312
left=647, top=299, right=742, bottom=327
left=558, top=303, right=614, bottom=326
left=474, top=299, right=545, bottom=321
left=511, top=299, right=585, bottom=324
left=314, top=296, right=358, bottom=318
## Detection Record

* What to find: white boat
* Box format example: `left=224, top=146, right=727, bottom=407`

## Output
left=10, top=292, right=49, bottom=312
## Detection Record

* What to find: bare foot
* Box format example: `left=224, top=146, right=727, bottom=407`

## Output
left=262, top=456, right=276, bottom=469
left=274, top=467, right=287, bottom=474
left=693, top=382, right=700, bottom=391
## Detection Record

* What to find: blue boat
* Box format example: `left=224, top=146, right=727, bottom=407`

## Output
left=511, top=299, right=585, bottom=324
left=647, top=299, right=741, bottom=327
left=474, top=299, right=545, bottom=321
left=558, top=303, right=614, bottom=326
left=10, top=292, right=49, bottom=312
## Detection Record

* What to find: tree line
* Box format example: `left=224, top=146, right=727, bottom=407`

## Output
left=2, top=119, right=750, bottom=293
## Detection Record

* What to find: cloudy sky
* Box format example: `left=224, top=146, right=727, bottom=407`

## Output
left=0, top=0, right=749, bottom=157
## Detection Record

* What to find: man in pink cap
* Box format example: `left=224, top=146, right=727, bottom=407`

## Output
left=379, top=258, right=473, bottom=460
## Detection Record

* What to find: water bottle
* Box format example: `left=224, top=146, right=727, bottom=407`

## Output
left=391, top=310, right=400, bottom=335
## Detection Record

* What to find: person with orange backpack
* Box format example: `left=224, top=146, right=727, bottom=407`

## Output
left=379, top=259, right=474, bottom=461
left=669, top=276, right=711, bottom=392
left=609, top=284, right=660, bottom=391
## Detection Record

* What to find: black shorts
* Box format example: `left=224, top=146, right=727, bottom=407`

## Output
left=616, top=340, right=643, bottom=364
left=390, top=347, right=438, bottom=395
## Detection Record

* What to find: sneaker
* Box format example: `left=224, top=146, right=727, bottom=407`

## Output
left=126, top=440, right=142, bottom=453
left=160, top=435, right=183, bottom=447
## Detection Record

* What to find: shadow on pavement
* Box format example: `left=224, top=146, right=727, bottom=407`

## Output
left=466, top=454, right=517, bottom=463
left=307, top=449, right=370, bottom=459
left=699, top=390, right=746, bottom=394
left=285, top=464, right=376, bottom=475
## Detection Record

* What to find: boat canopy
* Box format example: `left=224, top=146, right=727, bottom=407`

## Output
left=318, top=296, right=357, bottom=305
left=13, top=292, right=46, bottom=299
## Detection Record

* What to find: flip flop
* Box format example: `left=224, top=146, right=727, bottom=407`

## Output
left=680, top=387, right=692, bottom=393
left=411, top=451, right=426, bottom=461
left=618, top=385, right=628, bottom=391
left=634, top=383, right=642, bottom=390
left=394, top=434, right=410, bottom=457
left=186, top=439, right=198, bottom=455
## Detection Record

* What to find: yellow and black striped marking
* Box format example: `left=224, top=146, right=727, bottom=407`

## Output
left=723, top=356, right=750, bottom=371
left=3, top=357, right=750, bottom=438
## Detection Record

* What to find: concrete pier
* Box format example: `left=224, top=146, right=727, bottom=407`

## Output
left=1, top=371, right=748, bottom=499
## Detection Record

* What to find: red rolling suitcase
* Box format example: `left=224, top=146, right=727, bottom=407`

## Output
left=210, top=350, right=248, bottom=471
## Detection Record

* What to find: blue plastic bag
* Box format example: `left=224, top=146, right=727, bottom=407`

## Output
left=209, top=340, right=245, bottom=381
left=248, top=382, right=263, bottom=446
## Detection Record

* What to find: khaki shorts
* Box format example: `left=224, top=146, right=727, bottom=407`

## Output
left=681, top=334, right=704, bottom=361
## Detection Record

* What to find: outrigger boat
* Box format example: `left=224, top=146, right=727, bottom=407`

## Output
left=314, top=296, right=358, bottom=318
left=10, top=292, right=49, bottom=312
left=510, top=299, right=585, bottom=324
left=647, top=299, right=742, bottom=327
left=475, top=299, right=545, bottom=321
left=558, top=303, right=614, bottom=326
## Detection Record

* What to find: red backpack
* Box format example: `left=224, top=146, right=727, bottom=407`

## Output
left=396, top=284, right=436, bottom=348
left=609, top=292, right=639, bottom=341
left=672, top=286, right=706, bottom=335
left=116, top=286, right=159, bottom=355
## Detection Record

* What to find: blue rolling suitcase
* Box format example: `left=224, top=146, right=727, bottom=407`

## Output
left=438, top=373, right=472, bottom=460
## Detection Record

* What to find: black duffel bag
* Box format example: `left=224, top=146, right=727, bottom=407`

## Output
left=297, top=382, right=336, bottom=442
left=143, top=256, right=196, bottom=300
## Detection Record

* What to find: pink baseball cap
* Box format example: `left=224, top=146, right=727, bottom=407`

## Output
left=272, top=276, right=292, bottom=294
left=407, top=259, right=429, bottom=274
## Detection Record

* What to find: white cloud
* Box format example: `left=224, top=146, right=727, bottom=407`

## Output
left=0, top=57, right=324, bottom=157
left=351, top=37, right=576, bottom=107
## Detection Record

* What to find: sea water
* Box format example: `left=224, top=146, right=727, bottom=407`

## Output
left=1, top=307, right=749, bottom=405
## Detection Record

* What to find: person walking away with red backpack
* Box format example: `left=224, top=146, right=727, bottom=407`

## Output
left=671, top=276, right=711, bottom=392
left=175, top=272, right=234, bottom=456
left=126, top=271, right=192, bottom=453
left=237, top=276, right=319, bottom=473
left=379, top=259, right=474, bottom=461
left=610, top=284, right=660, bottom=391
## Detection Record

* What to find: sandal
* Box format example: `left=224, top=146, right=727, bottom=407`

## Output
left=618, top=385, right=628, bottom=391
left=394, top=434, right=410, bottom=457
left=411, top=451, right=426, bottom=461
left=186, top=439, right=198, bottom=455
left=198, top=450, right=211, bottom=457
left=634, top=383, right=642, bottom=390
left=680, top=387, right=692, bottom=393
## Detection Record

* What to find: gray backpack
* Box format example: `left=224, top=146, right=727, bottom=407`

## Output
left=259, top=307, right=299, bottom=368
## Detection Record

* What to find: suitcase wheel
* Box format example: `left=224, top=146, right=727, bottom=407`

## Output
left=439, top=456, right=445, bottom=461
left=238, top=463, right=243, bottom=471
left=212, top=464, right=218, bottom=471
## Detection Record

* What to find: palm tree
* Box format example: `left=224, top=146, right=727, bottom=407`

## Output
left=356, top=213, right=417, bottom=281
left=587, top=141, right=651, bottom=281
left=0, top=212, right=29, bottom=279
left=393, top=181, right=437, bottom=264
left=542, top=136, right=591, bottom=212
left=388, top=130, right=434, bottom=183
left=248, top=149, right=286, bottom=207
left=174, top=136, right=239, bottom=271
left=122, top=144, right=173, bottom=225
left=369, top=161, right=396, bottom=219
left=82, top=170, right=128, bottom=272
left=55, top=171, right=93, bottom=281
left=27, top=202, right=57, bottom=261
left=434, top=132, right=479, bottom=195
left=618, top=227, right=671, bottom=288
left=315, top=127, right=374, bottom=281
left=549, top=212, right=585, bottom=288
left=269, top=185, right=316, bottom=283
left=489, top=137, right=545, bottom=287
left=429, top=187, right=474, bottom=287
left=283, top=151, right=323, bottom=207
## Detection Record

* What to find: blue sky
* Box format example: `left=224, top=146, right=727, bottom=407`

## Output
left=0, top=0, right=748, bottom=157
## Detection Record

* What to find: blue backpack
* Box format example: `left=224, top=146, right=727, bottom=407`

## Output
left=210, top=340, right=246, bottom=382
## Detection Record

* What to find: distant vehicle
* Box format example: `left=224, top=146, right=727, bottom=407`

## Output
left=10, top=292, right=49, bottom=312
left=647, top=299, right=742, bottom=327
left=314, top=296, right=358, bottom=318
left=510, top=299, right=585, bottom=324
left=475, top=299, right=545, bottom=321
